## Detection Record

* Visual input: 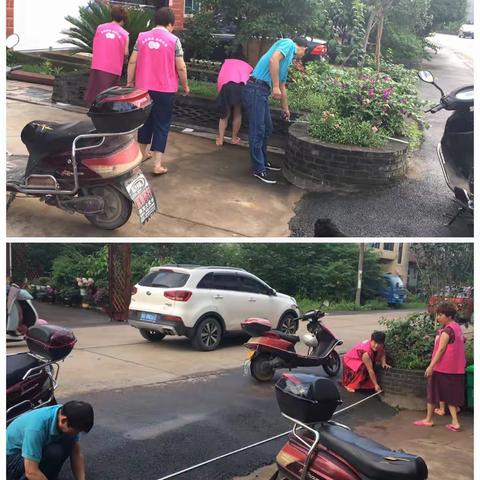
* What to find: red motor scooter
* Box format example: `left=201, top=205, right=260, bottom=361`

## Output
left=6, top=84, right=157, bottom=230
left=272, top=373, right=428, bottom=480
left=6, top=324, right=76, bottom=425
left=241, top=310, right=342, bottom=382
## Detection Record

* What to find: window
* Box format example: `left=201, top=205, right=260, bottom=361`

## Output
left=197, top=272, right=214, bottom=289
left=139, top=270, right=189, bottom=288
left=238, top=275, right=269, bottom=295
left=211, top=273, right=240, bottom=291
left=369, top=243, right=381, bottom=249
left=383, top=243, right=394, bottom=251
left=397, top=244, right=403, bottom=264
left=184, top=0, right=201, bottom=15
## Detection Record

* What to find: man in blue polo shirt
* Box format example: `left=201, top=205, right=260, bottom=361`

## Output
left=243, top=37, right=308, bottom=184
left=7, top=401, right=94, bottom=480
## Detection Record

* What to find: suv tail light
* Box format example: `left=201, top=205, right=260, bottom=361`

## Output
left=164, top=290, right=192, bottom=302
left=132, top=286, right=137, bottom=295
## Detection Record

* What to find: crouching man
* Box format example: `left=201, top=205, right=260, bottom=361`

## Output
left=7, top=401, right=94, bottom=480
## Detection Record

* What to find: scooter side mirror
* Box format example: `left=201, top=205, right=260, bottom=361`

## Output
left=6, top=33, right=20, bottom=49
left=418, top=70, right=445, bottom=97
left=418, top=70, right=434, bottom=83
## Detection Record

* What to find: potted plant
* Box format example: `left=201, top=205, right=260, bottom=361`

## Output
left=76, top=277, right=95, bottom=308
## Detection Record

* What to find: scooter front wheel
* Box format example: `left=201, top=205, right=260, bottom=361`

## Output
left=323, top=350, right=341, bottom=377
left=83, top=186, right=132, bottom=230
left=251, top=353, right=275, bottom=382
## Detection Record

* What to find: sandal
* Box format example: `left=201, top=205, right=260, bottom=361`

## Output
left=434, top=408, right=446, bottom=416
left=413, top=420, right=433, bottom=427
left=446, top=424, right=461, bottom=432
left=216, top=137, right=224, bottom=146
left=153, top=166, right=168, bottom=175
left=231, top=136, right=241, bottom=145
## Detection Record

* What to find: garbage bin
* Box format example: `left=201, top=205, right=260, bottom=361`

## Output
left=466, top=364, right=474, bottom=409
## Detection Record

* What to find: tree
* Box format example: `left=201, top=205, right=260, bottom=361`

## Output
left=429, top=0, right=467, bottom=32
left=411, top=243, right=473, bottom=298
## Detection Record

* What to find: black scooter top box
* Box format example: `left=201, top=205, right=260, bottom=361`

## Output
left=26, top=325, right=77, bottom=362
left=88, top=87, right=153, bottom=133
left=275, top=373, right=341, bottom=423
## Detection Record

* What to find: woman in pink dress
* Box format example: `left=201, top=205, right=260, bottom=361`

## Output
left=342, top=331, right=391, bottom=393
left=84, top=6, right=129, bottom=104
left=414, top=302, right=466, bottom=432
left=215, top=49, right=253, bottom=146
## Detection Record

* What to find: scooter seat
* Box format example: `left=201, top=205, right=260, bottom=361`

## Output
left=21, top=120, right=96, bottom=159
left=318, top=423, right=428, bottom=480
left=6, top=353, right=42, bottom=389
left=271, top=331, right=300, bottom=344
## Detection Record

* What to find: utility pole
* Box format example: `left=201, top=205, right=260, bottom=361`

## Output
left=355, top=243, right=365, bottom=306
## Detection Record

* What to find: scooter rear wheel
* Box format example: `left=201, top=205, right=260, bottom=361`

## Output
left=323, top=350, right=341, bottom=377
left=251, top=353, right=275, bottom=382
left=83, top=186, right=132, bottom=230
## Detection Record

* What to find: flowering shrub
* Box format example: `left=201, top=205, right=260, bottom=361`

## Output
left=76, top=277, right=94, bottom=288
left=379, top=313, right=437, bottom=369
left=288, top=62, right=426, bottom=148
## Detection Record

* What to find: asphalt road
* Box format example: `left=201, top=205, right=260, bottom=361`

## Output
left=290, top=33, right=474, bottom=237
left=58, top=369, right=395, bottom=480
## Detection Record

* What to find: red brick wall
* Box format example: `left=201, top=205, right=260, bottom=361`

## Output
left=171, top=0, right=185, bottom=30
left=6, top=0, right=14, bottom=36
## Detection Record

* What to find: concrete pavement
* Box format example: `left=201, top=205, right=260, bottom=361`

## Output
left=6, top=83, right=302, bottom=237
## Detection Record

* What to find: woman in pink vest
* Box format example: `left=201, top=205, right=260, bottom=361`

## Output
left=215, top=49, right=253, bottom=146
left=84, top=6, right=129, bottom=104
left=341, top=331, right=391, bottom=393
left=415, top=302, right=466, bottom=431
left=127, top=7, right=189, bottom=175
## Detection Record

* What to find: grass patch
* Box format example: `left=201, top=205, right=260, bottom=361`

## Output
left=297, top=298, right=425, bottom=313
left=188, top=80, right=218, bottom=98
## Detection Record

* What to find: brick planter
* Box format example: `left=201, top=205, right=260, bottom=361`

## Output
left=284, top=122, right=409, bottom=192
left=376, top=367, right=426, bottom=410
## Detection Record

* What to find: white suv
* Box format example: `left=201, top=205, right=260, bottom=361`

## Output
left=128, top=265, right=300, bottom=351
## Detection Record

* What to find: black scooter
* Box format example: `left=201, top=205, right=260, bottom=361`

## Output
left=418, top=70, right=473, bottom=226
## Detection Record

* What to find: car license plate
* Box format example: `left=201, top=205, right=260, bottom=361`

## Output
left=243, top=359, right=251, bottom=376
left=124, top=168, right=157, bottom=224
left=140, top=311, right=157, bottom=322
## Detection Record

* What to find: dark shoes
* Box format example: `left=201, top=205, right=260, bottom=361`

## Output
left=254, top=171, right=277, bottom=184
left=266, top=162, right=281, bottom=171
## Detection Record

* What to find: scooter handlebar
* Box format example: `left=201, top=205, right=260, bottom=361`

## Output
left=300, top=310, right=326, bottom=321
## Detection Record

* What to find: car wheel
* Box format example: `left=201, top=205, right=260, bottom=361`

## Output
left=278, top=312, right=299, bottom=334
left=192, top=317, right=222, bottom=351
left=323, top=350, right=341, bottom=377
left=139, top=329, right=166, bottom=342
left=251, top=353, right=275, bottom=382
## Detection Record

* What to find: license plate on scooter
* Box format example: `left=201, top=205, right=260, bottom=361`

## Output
left=124, top=168, right=157, bottom=224
left=243, top=351, right=255, bottom=376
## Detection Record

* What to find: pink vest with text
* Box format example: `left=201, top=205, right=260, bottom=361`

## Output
left=433, top=321, right=466, bottom=374
left=344, top=340, right=383, bottom=373
left=135, top=28, right=178, bottom=93
left=217, top=59, right=253, bottom=92
left=91, top=22, right=129, bottom=76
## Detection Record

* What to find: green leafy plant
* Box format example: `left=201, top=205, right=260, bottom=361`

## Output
left=465, top=338, right=473, bottom=366
left=60, top=1, right=153, bottom=55
left=182, top=11, right=219, bottom=60
left=380, top=312, right=437, bottom=369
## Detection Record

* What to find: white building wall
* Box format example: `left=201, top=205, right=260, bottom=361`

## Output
left=14, top=0, right=89, bottom=51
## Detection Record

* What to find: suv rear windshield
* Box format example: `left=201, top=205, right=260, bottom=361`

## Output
left=139, top=270, right=189, bottom=288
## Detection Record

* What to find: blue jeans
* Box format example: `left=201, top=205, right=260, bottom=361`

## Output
left=7, top=437, right=75, bottom=480
left=242, top=80, right=273, bottom=175
left=137, top=91, right=176, bottom=153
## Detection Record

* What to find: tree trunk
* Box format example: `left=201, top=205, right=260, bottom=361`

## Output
left=355, top=243, right=365, bottom=306
left=375, top=12, right=384, bottom=72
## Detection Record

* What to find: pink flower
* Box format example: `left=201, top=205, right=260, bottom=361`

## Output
left=383, top=88, right=393, bottom=99
left=368, top=88, right=375, bottom=97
